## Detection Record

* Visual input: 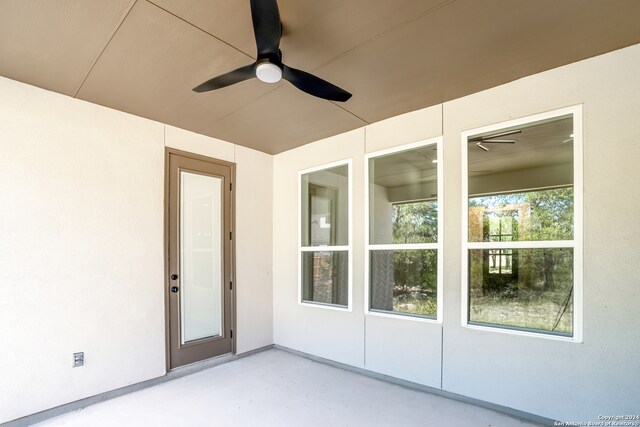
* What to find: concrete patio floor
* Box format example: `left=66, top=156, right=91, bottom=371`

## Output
left=33, top=349, right=544, bottom=427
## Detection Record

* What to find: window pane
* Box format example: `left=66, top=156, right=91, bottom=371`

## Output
left=467, top=115, right=573, bottom=242
left=469, top=187, right=573, bottom=242
left=302, top=251, right=348, bottom=306
left=370, top=249, right=437, bottom=317
left=180, top=172, right=222, bottom=343
left=301, top=165, right=349, bottom=247
left=369, top=145, right=438, bottom=244
left=469, top=248, right=573, bottom=335
left=392, top=201, right=438, bottom=244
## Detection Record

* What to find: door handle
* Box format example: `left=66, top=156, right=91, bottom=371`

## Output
left=170, top=274, right=178, bottom=280
left=171, top=286, right=179, bottom=293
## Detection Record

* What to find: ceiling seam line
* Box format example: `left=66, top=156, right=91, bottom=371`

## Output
left=72, top=0, right=138, bottom=98
left=203, top=84, right=366, bottom=141
left=310, top=0, right=458, bottom=72
left=128, top=0, right=450, bottom=142
left=145, top=0, right=255, bottom=60
left=331, top=102, right=369, bottom=124
left=202, top=83, right=287, bottom=130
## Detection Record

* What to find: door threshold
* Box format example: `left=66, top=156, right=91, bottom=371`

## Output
left=168, top=352, right=236, bottom=377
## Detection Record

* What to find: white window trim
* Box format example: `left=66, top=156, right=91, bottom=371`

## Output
left=298, top=159, right=353, bottom=312
left=460, top=105, right=583, bottom=342
left=364, top=137, right=444, bottom=324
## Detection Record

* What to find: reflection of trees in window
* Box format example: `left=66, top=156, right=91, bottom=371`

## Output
left=470, top=187, right=574, bottom=296
left=392, top=250, right=437, bottom=313
left=370, top=249, right=437, bottom=317
left=392, top=201, right=437, bottom=244
left=469, top=248, right=573, bottom=333
left=486, top=210, right=516, bottom=275
left=488, top=249, right=513, bottom=274
left=369, top=200, right=438, bottom=317
left=468, top=187, right=575, bottom=334
left=470, top=187, right=573, bottom=242
left=368, top=140, right=441, bottom=319
left=378, top=201, right=438, bottom=316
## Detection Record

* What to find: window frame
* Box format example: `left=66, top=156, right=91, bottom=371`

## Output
left=298, top=159, right=353, bottom=311
left=364, top=137, right=444, bottom=323
left=460, top=106, right=583, bottom=342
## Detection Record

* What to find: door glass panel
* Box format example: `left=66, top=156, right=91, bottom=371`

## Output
left=180, top=171, right=222, bottom=343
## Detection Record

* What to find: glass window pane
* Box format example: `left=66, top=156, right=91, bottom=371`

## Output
left=469, top=187, right=573, bottom=242
left=180, top=172, right=222, bottom=343
left=369, top=145, right=438, bottom=244
left=468, top=248, right=573, bottom=335
left=467, top=115, right=574, bottom=242
left=301, top=165, right=349, bottom=247
left=391, top=201, right=438, bottom=244
left=370, top=249, right=437, bottom=318
left=302, top=251, right=348, bottom=306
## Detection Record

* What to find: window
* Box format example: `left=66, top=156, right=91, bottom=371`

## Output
left=462, top=107, right=582, bottom=340
left=366, top=139, right=442, bottom=320
left=299, top=161, right=351, bottom=309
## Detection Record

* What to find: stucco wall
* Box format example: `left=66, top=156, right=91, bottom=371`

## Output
left=0, top=77, right=273, bottom=423
left=272, top=44, right=640, bottom=421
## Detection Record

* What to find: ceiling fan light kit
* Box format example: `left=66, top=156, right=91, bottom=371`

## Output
left=255, top=61, right=282, bottom=83
left=193, top=0, right=352, bottom=102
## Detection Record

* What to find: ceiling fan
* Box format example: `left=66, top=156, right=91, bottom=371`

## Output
left=562, top=133, right=574, bottom=144
left=193, top=0, right=352, bottom=102
left=468, top=130, right=521, bottom=151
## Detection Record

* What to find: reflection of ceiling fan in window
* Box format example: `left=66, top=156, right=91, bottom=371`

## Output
left=562, top=133, right=574, bottom=144
left=469, top=130, right=522, bottom=151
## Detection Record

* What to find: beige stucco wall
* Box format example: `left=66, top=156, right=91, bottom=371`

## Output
left=0, top=76, right=273, bottom=423
left=272, top=43, right=640, bottom=421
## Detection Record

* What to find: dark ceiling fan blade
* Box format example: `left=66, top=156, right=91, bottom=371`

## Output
left=250, top=0, right=281, bottom=58
left=193, top=63, right=256, bottom=93
left=282, top=65, right=352, bottom=102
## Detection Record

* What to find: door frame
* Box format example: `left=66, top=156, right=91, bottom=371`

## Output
left=164, top=147, right=236, bottom=371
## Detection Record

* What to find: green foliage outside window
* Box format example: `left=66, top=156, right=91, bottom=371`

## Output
left=468, top=187, right=575, bottom=334
left=373, top=201, right=437, bottom=317
left=392, top=201, right=438, bottom=244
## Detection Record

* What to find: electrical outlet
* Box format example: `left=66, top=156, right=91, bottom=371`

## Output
left=73, top=352, right=84, bottom=367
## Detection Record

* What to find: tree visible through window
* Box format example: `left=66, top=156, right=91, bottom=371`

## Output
left=468, top=187, right=574, bottom=333
left=368, top=139, right=441, bottom=320
left=465, top=110, right=579, bottom=337
left=386, top=201, right=438, bottom=316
